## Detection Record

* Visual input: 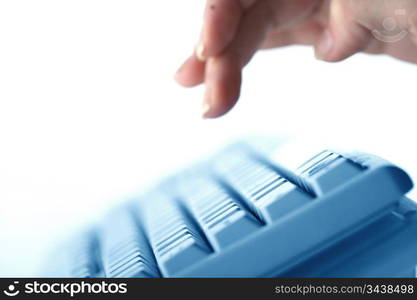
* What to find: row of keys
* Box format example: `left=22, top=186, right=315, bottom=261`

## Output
left=177, top=175, right=261, bottom=251
left=140, top=194, right=212, bottom=277
left=99, top=209, right=159, bottom=277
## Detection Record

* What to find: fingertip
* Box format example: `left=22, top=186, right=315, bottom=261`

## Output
left=174, top=55, right=206, bottom=87
left=314, top=29, right=335, bottom=61
left=202, top=55, right=242, bottom=118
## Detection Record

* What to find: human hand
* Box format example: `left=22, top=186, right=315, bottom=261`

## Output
left=175, top=0, right=417, bottom=118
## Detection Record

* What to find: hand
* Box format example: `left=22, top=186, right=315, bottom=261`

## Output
left=175, top=0, right=417, bottom=118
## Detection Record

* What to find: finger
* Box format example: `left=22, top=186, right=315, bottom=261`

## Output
left=175, top=54, right=206, bottom=88
left=203, top=1, right=273, bottom=118
left=197, top=0, right=257, bottom=61
left=175, top=0, right=257, bottom=88
left=203, top=54, right=241, bottom=118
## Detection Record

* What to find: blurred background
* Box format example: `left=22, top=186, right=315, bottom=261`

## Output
left=0, top=1, right=416, bottom=276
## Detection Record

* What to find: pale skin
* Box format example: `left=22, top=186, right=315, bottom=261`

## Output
left=174, top=0, right=417, bottom=118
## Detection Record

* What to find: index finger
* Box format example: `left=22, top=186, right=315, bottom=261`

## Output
left=197, top=0, right=257, bottom=61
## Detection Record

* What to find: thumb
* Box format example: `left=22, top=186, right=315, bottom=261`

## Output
left=314, top=2, right=371, bottom=62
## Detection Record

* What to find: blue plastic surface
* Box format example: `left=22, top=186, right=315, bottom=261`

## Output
left=45, top=140, right=417, bottom=278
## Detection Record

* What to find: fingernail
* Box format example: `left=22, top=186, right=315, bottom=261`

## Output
left=175, top=61, right=186, bottom=78
left=196, top=43, right=207, bottom=61
left=202, top=103, right=211, bottom=118
left=202, top=91, right=212, bottom=118
left=315, top=30, right=333, bottom=60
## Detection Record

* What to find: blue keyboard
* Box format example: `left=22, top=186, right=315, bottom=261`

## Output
left=45, top=140, right=417, bottom=277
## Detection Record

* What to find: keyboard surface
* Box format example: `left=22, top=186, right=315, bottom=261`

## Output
left=45, top=140, right=417, bottom=277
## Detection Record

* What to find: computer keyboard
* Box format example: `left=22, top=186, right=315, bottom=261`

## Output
left=45, top=140, right=417, bottom=277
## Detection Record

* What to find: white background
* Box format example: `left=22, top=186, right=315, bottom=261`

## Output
left=0, top=1, right=416, bottom=276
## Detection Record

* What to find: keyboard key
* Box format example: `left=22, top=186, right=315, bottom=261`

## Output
left=296, top=150, right=363, bottom=194
left=178, top=176, right=261, bottom=251
left=99, top=209, right=160, bottom=278
left=68, top=232, right=100, bottom=277
left=265, top=140, right=364, bottom=195
left=213, top=151, right=313, bottom=223
left=255, top=180, right=314, bottom=223
left=141, top=194, right=212, bottom=276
